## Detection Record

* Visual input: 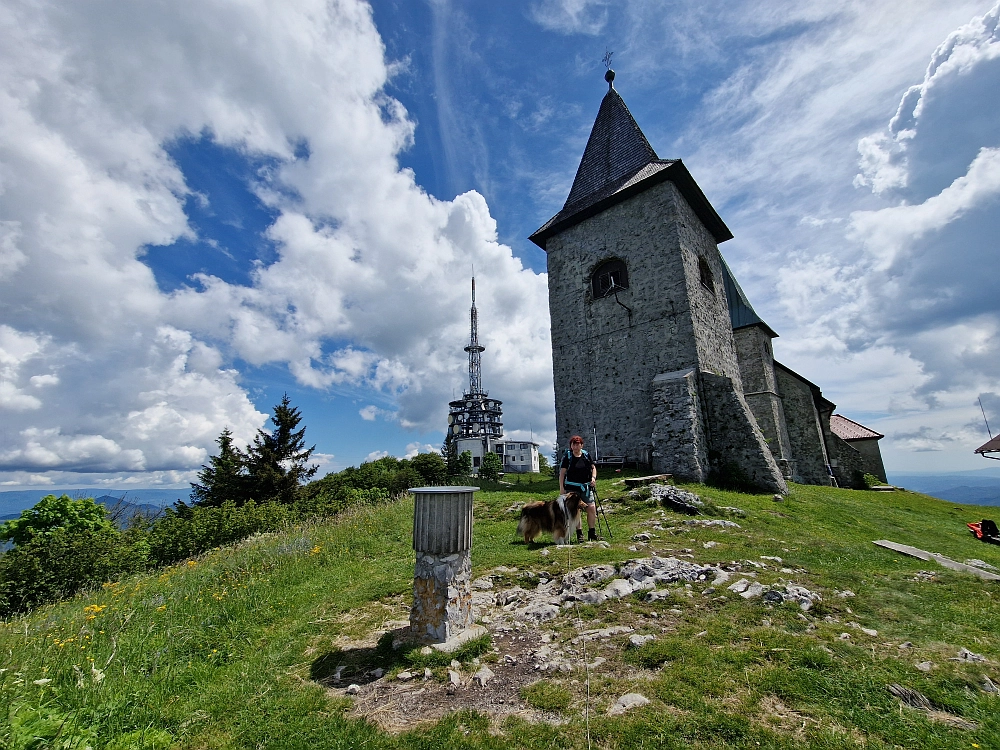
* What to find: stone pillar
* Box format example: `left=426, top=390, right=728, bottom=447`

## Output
left=409, top=486, right=478, bottom=645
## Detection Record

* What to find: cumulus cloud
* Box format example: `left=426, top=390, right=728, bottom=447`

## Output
left=0, top=0, right=553, bottom=486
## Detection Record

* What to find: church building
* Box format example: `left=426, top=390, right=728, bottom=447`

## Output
left=530, top=70, right=884, bottom=492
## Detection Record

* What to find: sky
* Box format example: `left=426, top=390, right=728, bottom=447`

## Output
left=1, top=0, right=999, bottom=491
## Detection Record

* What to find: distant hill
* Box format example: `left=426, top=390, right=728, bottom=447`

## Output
left=889, top=467, right=1000, bottom=507
left=0, top=488, right=188, bottom=522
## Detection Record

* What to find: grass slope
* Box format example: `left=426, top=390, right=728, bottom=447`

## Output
left=2, top=475, right=999, bottom=749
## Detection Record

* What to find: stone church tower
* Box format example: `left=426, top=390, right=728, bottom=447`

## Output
left=530, top=71, right=786, bottom=493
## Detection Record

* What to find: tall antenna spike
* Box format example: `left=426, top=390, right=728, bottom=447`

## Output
left=980, top=397, right=993, bottom=439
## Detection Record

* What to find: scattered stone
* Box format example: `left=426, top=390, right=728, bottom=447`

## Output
left=633, top=533, right=652, bottom=542
left=952, top=648, right=987, bottom=663
left=628, top=545, right=639, bottom=552
left=695, top=630, right=708, bottom=637
left=668, top=608, right=683, bottom=615
left=761, top=618, right=772, bottom=627
left=448, top=669, right=462, bottom=686
left=728, top=579, right=751, bottom=593
left=604, top=579, right=636, bottom=599
left=397, top=671, right=414, bottom=681
left=493, top=565, right=518, bottom=574
left=839, top=633, right=851, bottom=640
left=916, top=661, right=934, bottom=672
left=836, top=590, right=856, bottom=598
left=703, top=541, right=717, bottom=549
left=450, top=660, right=461, bottom=670
left=473, top=665, right=495, bottom=687
left=982, top=675, right=998, bottom=693
left=346, top=684, right=361, bottom=695
left=540, top=548, right=550, bottom=557
left=888, top=683, right=932, bottom=710
left=649, top=484, right=704, bottom=515
left=760, top=556, right=783, bottom=563
left=575, top=625, right=633, bottom=641
left=762, top=590, right=784, bottom=605
left=424, top=667, right=433, bottom=680
left=502, top=654, right=517, bottom=666
left=684, top=519, right=741, bottom=529
left=965, top=559, right=998, bottom=571
left=516, top=602, right=561, bottom=622
left=629, top=634, right=655, bottom=647
left=563, top=564, right=616, bottom=587
left=773, top=494, right=783, bottom=502
left=496, top=587, right=529, bottom=607
left=898, top=641, right=914, bottom=650
left=419, top=646, right=433, bottom=656
left=608, top=693, right=650, bottom=716
left=472, top=577, right=495, bottom=590
left=741, top=582, right=765, bottom=600
left=370, top=668, right=384, bottom=678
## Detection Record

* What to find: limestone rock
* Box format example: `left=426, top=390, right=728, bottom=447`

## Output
left=448, top=669, right=462, bottom=686
left=603, top=579, right=636, bottom=599
left=516, top=601, right=561, bottom=622
left=728, top=578, right=751, bottom=594
left=952, top=648, right=987, bottom=663
left=346, top=684, right=361, bottom=695
left=397, top=671, right=414, bottom=681
left=916, top=661, right=934, bottom=672
left=740, top=582, right=765, bottom=599
left=473, top=665, right=495, bottom=687
left=629, top=634, right=655, bottom=647
left=608, top=693, right=650, bottom=716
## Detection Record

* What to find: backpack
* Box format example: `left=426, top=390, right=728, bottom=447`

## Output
left=562, top=449, right=592, bottom=467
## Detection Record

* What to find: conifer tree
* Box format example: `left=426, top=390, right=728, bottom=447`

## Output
left=246, top=394, right=318, bottom=504
left=191, top=428, right=249, bottom=506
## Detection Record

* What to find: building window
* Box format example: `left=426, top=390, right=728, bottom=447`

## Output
left=473, top=456, right=481, bottom=467
left=698, top=257, right=715, bottom=294
left=591, top=258, right=629, bottom=298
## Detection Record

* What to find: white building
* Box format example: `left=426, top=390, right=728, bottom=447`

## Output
left=496, top=441, right=540, bottom=474
left=455, top=434, right=503, bottom=471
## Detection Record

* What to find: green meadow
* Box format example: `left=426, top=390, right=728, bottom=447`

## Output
left=3, top=474, right=999, bottom=749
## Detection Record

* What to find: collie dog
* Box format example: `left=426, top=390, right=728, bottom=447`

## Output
left=516, top=491, right=583, bottom=544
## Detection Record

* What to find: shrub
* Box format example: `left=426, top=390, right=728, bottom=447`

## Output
left=410, top=452, right=447, bottom=485
left=146, top=500, right=292, bottom=566
left=0, top=526, right=149, bottom=616
left=0, top=494, right=113, bottom=546
left=863, top=472, right=882, bottom=489
left=293, top=486, right=390, bottom=519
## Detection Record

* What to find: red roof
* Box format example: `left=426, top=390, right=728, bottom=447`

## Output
left=976, top=435, right=1000, bottom=454
left=830, top=414, right=883, bottom=441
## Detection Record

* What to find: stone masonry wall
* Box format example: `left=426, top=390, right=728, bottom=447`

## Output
left=410, top=549, right=472, bottom=643
left=852, top=439, right=887, bottom=483
left=827, top=433, right=866, bottom=489
left=546, top=180, right=744, bottom=463
left=733, top=326, right=795, bottom=478
left=699, top=372, right=787, bottom=494
left=775, top=367, right=832, bottom=486
left=650, top=368, right=710, bottom=482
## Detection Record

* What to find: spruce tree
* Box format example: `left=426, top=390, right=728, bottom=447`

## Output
left=191, top=428, right=249, bottom=506
left=246, top=394, right=318, bottom=504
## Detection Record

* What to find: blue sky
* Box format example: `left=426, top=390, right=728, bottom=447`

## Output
left=1, top=0, right=999, bottom=491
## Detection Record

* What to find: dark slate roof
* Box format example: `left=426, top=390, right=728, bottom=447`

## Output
left=719, top=257, right=778, bottom=338
left=830, top=414, right=884, bottom=441
left=529, top=85, right=733, bottom=249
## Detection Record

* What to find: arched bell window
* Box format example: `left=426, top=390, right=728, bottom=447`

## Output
left=591, top=258, right=629, bottom=299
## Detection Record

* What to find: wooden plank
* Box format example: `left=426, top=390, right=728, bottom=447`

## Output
left=624, top=474, right=673, bottom=488
left=873, top=540, right=1000, bottom=581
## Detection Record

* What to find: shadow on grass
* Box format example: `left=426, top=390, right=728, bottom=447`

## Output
left=310, top=629, right=492, bottom=688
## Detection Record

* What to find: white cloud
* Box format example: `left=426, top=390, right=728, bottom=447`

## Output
left=0, top=0, right=554, bottom=485
left=530, top=0, right=610, bottom=35
left=364, top=450, right=390, bottom=463
left=402, top=442, right=439, bottom=459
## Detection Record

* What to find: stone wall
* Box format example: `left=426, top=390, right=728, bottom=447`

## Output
left=827, top=433, right=866, bottom=489
left=775, top=366, right=833, bottom=486
left=699, top=372, right=787, bottom=494
left=733, top=326, right=795, bottom=479
left=650, top=368, right=710, bottom=482
left=546, top=180, right=743, bottom=464
left=852, top=438, right=887, bottom=483
left=411, top=550, right=472, bottom=643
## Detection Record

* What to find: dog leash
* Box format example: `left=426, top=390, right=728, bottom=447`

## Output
left=567, top=542, right=592, bottom=750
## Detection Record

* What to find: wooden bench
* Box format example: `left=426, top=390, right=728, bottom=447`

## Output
left=596, top=455, right=625, bottom=470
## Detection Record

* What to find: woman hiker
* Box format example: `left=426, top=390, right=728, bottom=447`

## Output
left=559, top=435, right=598, bottom=542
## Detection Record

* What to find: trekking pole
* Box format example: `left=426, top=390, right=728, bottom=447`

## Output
left=592, top=487, right=613, bottom=540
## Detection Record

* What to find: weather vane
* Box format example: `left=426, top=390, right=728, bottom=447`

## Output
left=602, top=50, right=614, bottom=70
left=602, top=50, right=615, bottom=87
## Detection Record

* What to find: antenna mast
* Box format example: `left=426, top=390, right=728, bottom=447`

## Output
left=465, top=277, right=485, bottom=396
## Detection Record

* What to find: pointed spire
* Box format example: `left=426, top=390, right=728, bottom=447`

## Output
left=563, top=78, right=658, bottom=212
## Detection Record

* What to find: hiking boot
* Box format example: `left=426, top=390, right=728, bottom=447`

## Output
left=588, top=528, right=598, bottom=542
left=576, top=528, right=584, bottom=543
